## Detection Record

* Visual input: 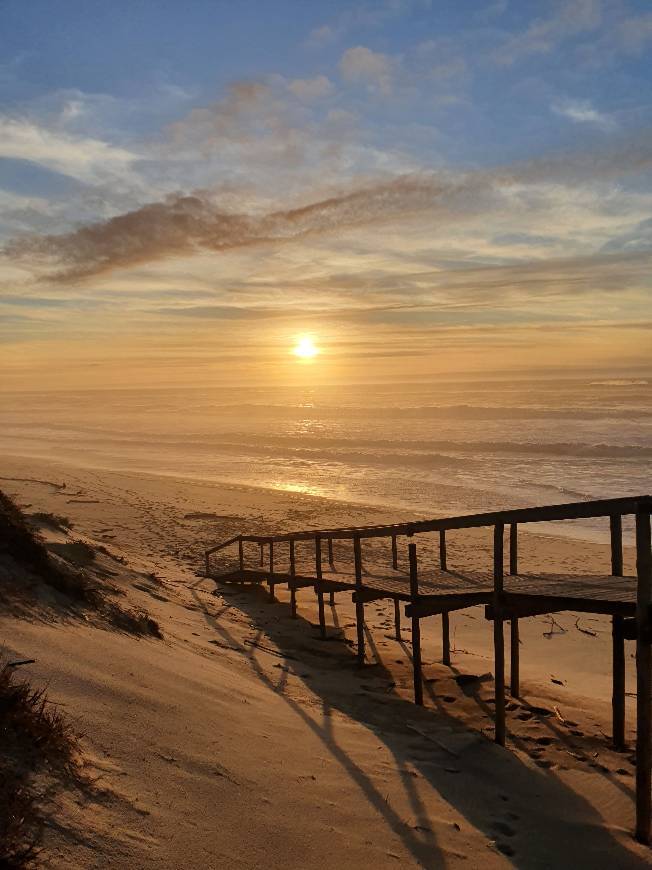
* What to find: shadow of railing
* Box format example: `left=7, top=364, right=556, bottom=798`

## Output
left=189, top=578, right=647, bottom=870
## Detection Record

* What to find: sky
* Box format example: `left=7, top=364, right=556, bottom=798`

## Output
left=1, top=0, right=652, bottom=391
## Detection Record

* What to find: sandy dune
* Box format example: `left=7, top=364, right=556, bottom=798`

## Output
left=1, top=454, right=649, bottom=868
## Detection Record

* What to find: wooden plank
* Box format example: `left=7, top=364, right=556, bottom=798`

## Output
left=406, top=590, right=492, bottom=618
left=391, top=534, right=398, bottom=570
left=352, top=589, right=390, bottom=604
left=501, top=592, right=634, bottom=617
left=409, top=542, right=423, bottom=706
left=439, top=530, right=447, bottom=571
left=494, top=523, right=506, bottom=747
left=315, top=536, right=325, bottom=639
left=611, top=514, right=624, bottom=576
left=328, top=537, right=334, bottom=567
left=635, top=508, right=652, bottom=844
left=485, top=602, right=563, bottom=620
left=259, top=542, right=264, bottom=567
left=442, top=611, right=450, bottom=666
left=269, top=541, right=275, bottom=601
left=394, top=598, right=401, bottom=640
left=610, top=515, right=625, bottom=752
left=509, top=524, right=518, bottom=575
left=354, top=535, right=365, bottom=665
left=289, top=540, right=297, bottom=619
left=238, top=537, right=244, bottom=572
left=238, top=495, right=651, bottom=545
left=205, top=535, right=242, bottom=556
left=510, top=618, right=520, bottom=698
left=613, top=615, right=625, bottom=750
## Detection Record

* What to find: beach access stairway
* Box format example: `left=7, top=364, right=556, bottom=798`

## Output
left=204, top=494, right=652, bottom=845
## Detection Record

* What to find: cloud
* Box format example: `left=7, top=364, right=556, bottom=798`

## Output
left=7, top=135, right=652, bottom=284
left=339, top=46, right=396, bottom=94
left=551, top=98, right=616, bottom=130
left=0, top=115, right=139, bottom=186
left=495, top=0, right=601, bottom=65
left=286, top=75, right=334, bottom=101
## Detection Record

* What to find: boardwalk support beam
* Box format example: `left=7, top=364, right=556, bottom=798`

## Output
left=510, top=618, right=520, bottom=697
left=442, top=612, right=450, bottom=666
left=611, top=514, right=625, bottom=750
left=493, top=523, right=506, bottom=746
left=269, top=541, right=275, bottom=601
left=289, top=540, right=297, bottom=618
left=394, top=598, right=401, bottom=639
left=439, top=530, right=447, bottom=571
left=354, top=536, right=365, bottom=665
left=409, top=541, right=423, bottom=705
left=315, top=536, right=325, bottom=639
left=635, top=508, right=652, bottom=844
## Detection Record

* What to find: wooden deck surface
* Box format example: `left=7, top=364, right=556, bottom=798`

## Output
left=212, top=563, right=637, bottom=610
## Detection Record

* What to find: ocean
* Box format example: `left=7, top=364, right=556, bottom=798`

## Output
left=2, top=376, right=650, bottom=541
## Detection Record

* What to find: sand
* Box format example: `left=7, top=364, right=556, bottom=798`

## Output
left=1, top=453, right=649, bottom=868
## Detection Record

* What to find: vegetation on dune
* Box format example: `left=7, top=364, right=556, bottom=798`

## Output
left=0, top=662, right=80, bottom=867
left=0, top=489, right=161, bottom=637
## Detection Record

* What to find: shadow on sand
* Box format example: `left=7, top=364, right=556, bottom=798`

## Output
left=190, top=578, right=647, bottom=870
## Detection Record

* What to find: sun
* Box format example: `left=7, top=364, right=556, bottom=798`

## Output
left=292, top=336, right=319, bottom=359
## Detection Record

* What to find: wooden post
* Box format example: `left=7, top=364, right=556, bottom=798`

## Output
left=259, top=542, right=264, bottom=567
left=442, top=611, right=451, bottom=666
left=611, top=514, right=623, bottom=575
left=439, top=530, right=447, bottom=571
left=635, top=507, right=652, bottom=844
left=510, top=617, right=520, bottom=697
left=409, top=542, right=423, bottom=705
left=611, top=514, right=625, bottom=751
left=509, top=523, right=518, bottom=575
left=238, top=537, right=244, bottom=573
left=315, top=535, right=326, bottom=639
left=289, top=539, right=297, bottom=619
left=493, top=523, right=506, bottom=746
left=394, top=598, right=401, bottom=639
left=613, top=615, right=625, bottom=750
left=328, top=537, right=334, bottom=567
left=354, top=535, right=365, bottom=665
left=269, top=541, right=275, bottom=601
left=391, top=534, right=398, bottom=570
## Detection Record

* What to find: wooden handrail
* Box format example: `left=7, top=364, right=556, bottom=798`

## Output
left=208, top=495, right=651, bottom=550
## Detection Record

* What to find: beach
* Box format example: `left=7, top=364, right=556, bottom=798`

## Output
left=1, top=452, right=649, bottom=868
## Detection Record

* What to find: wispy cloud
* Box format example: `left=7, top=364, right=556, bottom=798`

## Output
left=0, top=115, right=139, bottom=186
left=495, top=0, right=601, bottom=65
left=551, top=97, right=616, bottom=130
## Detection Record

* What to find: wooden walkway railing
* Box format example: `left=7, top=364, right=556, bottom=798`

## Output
left=204, top=494, right=652, bottom=844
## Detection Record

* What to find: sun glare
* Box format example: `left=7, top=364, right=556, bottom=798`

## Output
left=292, top=336, right=319, bottom=359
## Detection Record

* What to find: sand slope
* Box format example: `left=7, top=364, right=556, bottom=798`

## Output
left=0, top=455, right=649, bottom=868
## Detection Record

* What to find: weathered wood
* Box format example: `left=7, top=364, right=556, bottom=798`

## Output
left=613, top=615, right=625, bottom=750
left=259, top=542, right=264, bottom=567
left=238, top=537, right=244, bottom=571
left=610, top=516, right=626, bottom=751
left=442, top=611, right=451, bottom=666
left=635, top=508, right=652, bottom=844
left=493, top=523, right=506, bottom=746
left=391, top=534, right=398, bottom=570
left=354, top=535, right=365, bottom=665
left=485, top=602, right=563, bottom=620
left=409, top=542, right=423, bottom=705
left=268, top=541, right=275, bottom=601
left=407, top=590, right=493, bottom=618
left=205, top=534, right=244, bottom=556
left=235, top=495, right=650, bottom=545
left=439, top=530, right=447, bottom=571
left=611, top=514, right=623, bottom=576
left=509, top=524, right=518, bottom=575
left=289, top=540, right=297, bottom=618
left=328, top=537, right=334, bottom=567
left=394, top=598, right=401, bottom=639
left=352, top=589, right=389, bottom=604
left=315, top=536, right=326, bottom=639
left=510, top=617, right=520, bottom=697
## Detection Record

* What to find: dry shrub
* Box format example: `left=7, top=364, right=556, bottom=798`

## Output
left=0, top=663, right=79, bottom=867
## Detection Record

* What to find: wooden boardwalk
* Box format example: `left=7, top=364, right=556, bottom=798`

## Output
left=204, top=494, right=652, bottom=844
